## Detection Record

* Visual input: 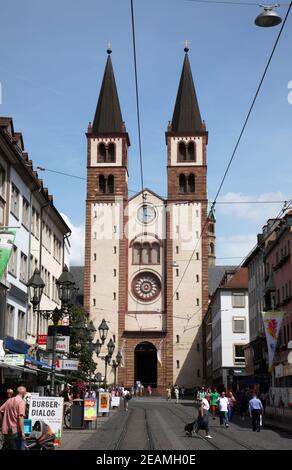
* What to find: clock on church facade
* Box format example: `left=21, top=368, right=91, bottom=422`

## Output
left=84, top=47, right=214, bottom=392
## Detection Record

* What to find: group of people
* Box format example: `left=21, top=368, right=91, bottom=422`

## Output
left=194, top=386, right=266, bottom=439
left=166, top=384, right=185, bottom=403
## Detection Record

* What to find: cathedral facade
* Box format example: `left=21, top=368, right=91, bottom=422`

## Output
left=84, top=48, right=214, bottom=390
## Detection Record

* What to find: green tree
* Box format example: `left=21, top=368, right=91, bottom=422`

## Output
left=67, top=305, right=97, bottom=383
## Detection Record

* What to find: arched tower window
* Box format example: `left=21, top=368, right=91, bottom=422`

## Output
left=188, top=174, right=195, bottom=193
left=151, top=243, right=160, bottom=264
left=178, top=142, right=186, bottom=162
left=108, top=143, right=115, bottom=162
left=108, top=175, right=115, bottom=194
left=188, top=142, right=195, bottom=161
left=179, top=174, right=186, bottom=193
left=98, top=143, right=106, bottom=163
left=142, top=243, right=151, bottom=264
left=210, top=242, right=215, bottom=255
left=133, top=243, right=142, bottom=264
left=99, top=175, right=106, bottom=193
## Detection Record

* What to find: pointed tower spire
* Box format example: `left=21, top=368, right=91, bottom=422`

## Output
left=171, top=49, right=203, bottom=133
left=92, top=50, right=124, bottom=135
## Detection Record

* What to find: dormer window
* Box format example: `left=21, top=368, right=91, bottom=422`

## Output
left=98, top=142, right=116, bottom=163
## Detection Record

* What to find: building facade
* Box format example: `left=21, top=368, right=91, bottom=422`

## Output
left=204, top=268, right=249, bottom=389
left=0, top=117, right=70, bottom=377
left=84, top=49, right=212, bottom=390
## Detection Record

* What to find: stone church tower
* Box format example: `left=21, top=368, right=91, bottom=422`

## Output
left=84, top=47, right=211, bottom=390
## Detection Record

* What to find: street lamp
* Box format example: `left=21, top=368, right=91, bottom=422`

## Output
left=112, top=351, right=122, bottom=386
left=98, top=318, right=109, bottom=345
left=27, top=268, right=45, bottom=339
left=88, top=320, right=96, bottom=342
left=56, top=265, right=77, bottom=306
left=255, top=5, right=282, bottom=27
left=103, top=338, right=115, bottom=388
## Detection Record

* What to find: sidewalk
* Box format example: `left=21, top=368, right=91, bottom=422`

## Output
left=264, top=406, right=292, bottom=433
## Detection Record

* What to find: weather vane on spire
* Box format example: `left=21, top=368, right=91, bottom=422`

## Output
left=184, top=40, right=190, bottom=53
left=107, top=42, right=112, bottom=54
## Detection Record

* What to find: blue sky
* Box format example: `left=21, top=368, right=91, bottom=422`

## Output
left=1, top=0, right=292, bottom=264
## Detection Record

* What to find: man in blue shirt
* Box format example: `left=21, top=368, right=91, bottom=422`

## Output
left=249, top=392, right=264, bottom=432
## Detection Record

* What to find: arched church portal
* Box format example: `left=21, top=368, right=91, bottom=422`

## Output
left=134, top=342, right=157, bottom=388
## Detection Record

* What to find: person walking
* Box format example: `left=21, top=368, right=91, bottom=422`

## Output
left=217, top=391, right=229, bottom=428
left=123, top=389, right=132, bottom=412
left=140, top=384, right=144, bottom=397
left=194, top=397, right=212, bottom=439
left=180, top=387, right=185, bottom=399
left=147, top=385, right=152, bottom=397
left=210, top=387, right=219, bottom=420
left=0, top=386, right=26, bottom=450
left=227, top=391, right=236, bottom=422
left=174, top=385, right=179, bottom=404
left=249, top=392, right=264, bottom=432
left=166, top=385, right=172, bottom=401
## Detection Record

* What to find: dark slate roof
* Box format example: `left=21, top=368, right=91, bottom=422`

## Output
left=208, top=265, right=237, bottom=297
left=171, top=53, right=203, bottom=133
left=70, top=266, right=84, bottom=306
left=92, top=55, right=124, bottom=135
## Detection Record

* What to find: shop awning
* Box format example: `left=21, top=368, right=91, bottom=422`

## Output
left=25, top=356, right=51, bottom=369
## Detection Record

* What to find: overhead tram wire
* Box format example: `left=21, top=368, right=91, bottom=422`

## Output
left=35, top=166, right=292, bottom=206
left=185, top=0, right=290, bottom=6
left=167, top=2, right=292, bottom=309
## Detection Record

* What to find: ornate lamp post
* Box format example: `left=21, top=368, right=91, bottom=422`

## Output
left=112, top=351, right=122, bottom=387
left=27, top=265, right=77, bottom=396
left=27, top=268, right=45, bottom=340
left=104, top=338, right=115, bottom=388
left=98, top=318, right=109, bottom=345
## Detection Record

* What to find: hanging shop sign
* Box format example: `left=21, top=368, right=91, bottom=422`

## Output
left=4, top=354, right=25, bottom=366
left=46, top=336, right=70, bottom=354
left=29, top=397, right=64, bottom=447
left=62, top=359, right=79, bottom=371
left=84, top=399, right=97, bottom=421
left=37, top=334, right=47, bottom=346
left=262, top=310, right=285, bottom=371
left=98, top=392, right=110, bottom=414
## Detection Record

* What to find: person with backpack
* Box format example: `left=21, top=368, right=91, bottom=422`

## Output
left=123, top=389, right=132, bottom=411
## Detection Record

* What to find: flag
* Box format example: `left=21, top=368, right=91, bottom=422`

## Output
left=0, top=229, right=16, bottom=280
left=157, top=340, right=163, bottom=368
left=120, top=339, right=126, bottom=368
left=262, top=310, right=285, bottom=371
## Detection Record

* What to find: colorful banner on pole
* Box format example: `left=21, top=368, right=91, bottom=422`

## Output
left=262, top=310, right=285, bottom=371
left=157, top=340, right=163, bottom=368
left=120, top=339, right=126, bottom=368
left=0, top=229, right=16, bottom=280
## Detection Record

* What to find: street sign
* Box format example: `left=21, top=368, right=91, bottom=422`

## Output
left=62, top=359, right=79, bottom=371
left=37, top=334, right=47, bottom=346
left=84, top=399, right=97, bottom=421
left=4, top=354, right=25, bottom=366
left=46, top=336, right=70, bottom=353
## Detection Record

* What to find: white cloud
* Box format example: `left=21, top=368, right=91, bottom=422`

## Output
left=216, top=191, right=289, bottom=222
left=217, top=233, right=256, bottom=264
left=61, top=213, right=85, bottom=266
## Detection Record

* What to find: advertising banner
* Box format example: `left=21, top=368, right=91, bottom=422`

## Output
left=111, top=396, right=120, bottom=408
left=84, top=399, right=97, bottom=421
left=4, top=354, right=25, bottom=366
left=262, top=310, right=285, bottom=371
left=98, top=392, right=110, bottom=414
left=0, top=229, right=16, bottom=280
left=29, top=397, right=64, bottom=447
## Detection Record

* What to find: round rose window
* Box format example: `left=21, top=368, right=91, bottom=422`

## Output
left=132, top=272, right=161, bottom=302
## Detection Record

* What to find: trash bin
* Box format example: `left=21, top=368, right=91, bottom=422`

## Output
left=70, top=399, right=84, bottom=429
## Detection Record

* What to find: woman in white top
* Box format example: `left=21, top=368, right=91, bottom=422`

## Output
left=194, top=398, right=212, bottom=439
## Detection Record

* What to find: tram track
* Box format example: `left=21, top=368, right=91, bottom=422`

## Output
left=113, top=407, right=155, bottom=450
